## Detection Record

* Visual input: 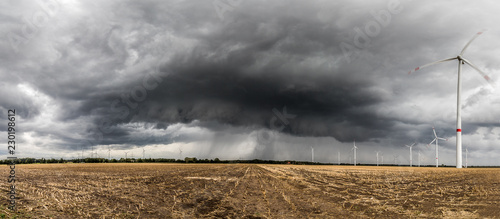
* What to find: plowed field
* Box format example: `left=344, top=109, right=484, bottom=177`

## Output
left=1, top=163, right=499, bottom=218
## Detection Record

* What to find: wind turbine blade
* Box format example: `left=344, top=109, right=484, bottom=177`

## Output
left=461, top=58, right=492, bottom=82
left=438, top=137, right=447, bottom=141
left=429, top=138, right=436, bottom=145
left=408, top=57, right=457, bottom=74
left=460, top=31, right=485, bottom=55
left=432, top=127, right=437, bottom=138
left=411, top=143, right=415, bottom=147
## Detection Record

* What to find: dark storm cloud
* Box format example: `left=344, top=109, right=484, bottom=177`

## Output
left=91, top=14, right=393, bottom=144
left=64, top=0, right=499, bottom=148
left=71, top=0, right=412, bottom=145
left=0, top=83, right=40, bottom=120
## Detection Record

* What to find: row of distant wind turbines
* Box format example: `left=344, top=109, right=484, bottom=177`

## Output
left=312, top=31, right=486, bottom=168
left=311, top=127, right=469, bottom=168
left=309, top=126, right=471, bottom=167
left=84, top=146, right=153, bottom=160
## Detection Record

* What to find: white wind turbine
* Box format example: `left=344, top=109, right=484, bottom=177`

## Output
left=408, top=31, right=492, bottom=168
left=375, top=151, right=381, bottom=166
left=352, top=140, right=358, bottom=166
left=311, top=146, right=314, bottom=163
left=428, top=127, right=447, bottom=167
left=393, top=155, right=400, bottom=166
left=405, top=143, right=415, bottom=167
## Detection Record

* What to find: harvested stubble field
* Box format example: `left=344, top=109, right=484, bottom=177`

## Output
left=0, top=163, right=499, bottom=218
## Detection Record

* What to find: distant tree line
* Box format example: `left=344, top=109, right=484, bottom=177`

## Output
left=0, top=157, right=321, bottom=164
left=0, top=157, right=224, bottom=164
left=0, top=158, right=65, bottom=164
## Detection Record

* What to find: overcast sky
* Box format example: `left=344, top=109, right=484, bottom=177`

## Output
left=2, top=0, right=500, bottom=166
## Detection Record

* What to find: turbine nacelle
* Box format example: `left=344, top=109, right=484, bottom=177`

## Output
left=405, top=143, right=415, bottom=148
left=408, top=31, right=491, bottom=84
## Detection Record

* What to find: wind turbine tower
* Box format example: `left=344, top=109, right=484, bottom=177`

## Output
left=352, top=140, right=358, bottom=166
left=409, top=31, right=491, bottom=168
left=311, top=146, right=314, bottom=163
left=405, top=143, right=415, bottom=167
left=375, top=151, right=380, bottom=166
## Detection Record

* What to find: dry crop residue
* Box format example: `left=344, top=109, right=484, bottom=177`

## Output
left=0, top=163, right=498, bottom=218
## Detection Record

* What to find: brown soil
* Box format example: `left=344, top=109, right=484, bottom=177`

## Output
left=1, top=163, right=499, bottom=218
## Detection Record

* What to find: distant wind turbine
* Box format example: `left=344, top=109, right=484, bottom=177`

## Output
left=393, top=155, right=400, bottom=166
left=352, top=140, right=358, bottom=166
left=311, top=146, right=314, bottom=163
left=375, top=151, right=381, bottom=166
left=405, top=143, right=415, bottom=167
left=409, top=31, right=491, bottom=168
left=124, top=152, right=128, bottom=160
left=428, top=127, right=447, bottom=167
